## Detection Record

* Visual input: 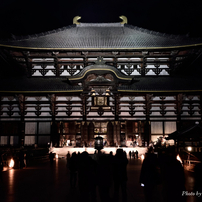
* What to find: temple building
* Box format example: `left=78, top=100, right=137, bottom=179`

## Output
left=0, top=16, right=202, bottom=148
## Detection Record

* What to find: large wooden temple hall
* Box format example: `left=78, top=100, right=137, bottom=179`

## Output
left=0, top=16, right=202, bottom=148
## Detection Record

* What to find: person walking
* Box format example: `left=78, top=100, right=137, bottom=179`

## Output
left=159, top=149, right=186, bottom=202
left=135, top=150, right=138, bottom=159
left=129, top=151, right=132, bottom=160
left=49, top=152, right=54, bottom=165
left=68, top=152, right=78, bottom=189
left=19, top=150, right=24, bottom=169
left=112, top=149, right=128, bottom=202
left=66, top=151, right=71, bottom=167
left=77, top=151, right=97, bottom=202
left=139, top=147, right=161, bottom=202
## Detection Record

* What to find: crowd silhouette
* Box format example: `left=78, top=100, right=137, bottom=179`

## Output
left=0, top=146, right=201, bottom=202
left=140, top=147, right=186, bottom=202
left=67, top=148, right=128, bottom=202
left=49, top=146, right=201, bottom=202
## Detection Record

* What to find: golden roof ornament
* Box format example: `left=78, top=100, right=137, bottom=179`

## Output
left=119, top=15, right=128, bottom=24
left=73, top=16, right=81, bottom=25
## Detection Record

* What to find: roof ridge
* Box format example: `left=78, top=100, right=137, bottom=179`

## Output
left=77, top=22, right=124, bottom=27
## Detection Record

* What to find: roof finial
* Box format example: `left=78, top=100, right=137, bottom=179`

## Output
left=73, top=16, right=81, bottom=25
left=119, top=15, right=128, bottom=24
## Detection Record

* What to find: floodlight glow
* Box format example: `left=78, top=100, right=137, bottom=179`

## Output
left=176, top=154, right=182, bottom=164
left=9, top=159, right=14, bottom=168
left=187, top=147, right=192, bottom=152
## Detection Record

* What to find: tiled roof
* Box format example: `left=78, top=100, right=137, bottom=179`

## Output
left=0, top=23, right=202, bottom=50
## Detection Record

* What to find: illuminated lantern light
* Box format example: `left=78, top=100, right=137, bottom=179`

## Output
left=141, top=154, right=144, bottom=161
left=187, top=147, right=192, bottom=152
left=56, top=154, right=58, bottom=159
left=9, top=159, right=14, bottom=168
left=176, top=154, right=183, bottom=164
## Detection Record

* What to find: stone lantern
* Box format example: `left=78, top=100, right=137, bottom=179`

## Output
left=94, top=134, right=103, bottom=152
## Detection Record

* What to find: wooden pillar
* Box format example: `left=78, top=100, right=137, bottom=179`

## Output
left=49, top=94, right=59, bottom=146
left=22, top=51, right=32, bottom=77
left=51, top=121, right=59, bottom=147
left=80, top=93, right=87, bottom=146
left=145, top=94, right=152, bottom=146
left=114, top=94, right=120, bottom=122
left=107, top=121, right=114, bottom=146
left=175, top=93, right=184, bottom=151
left=80, top=121, right=87, bottom=146
left=81, top=121, right=88, bottom=146
left=117, top=121, right=121, bottom=145
left=112, top=93, right=120, bottom=146
left=113, top=121, right=121, bottom=146
left=125, top=121, right=128, bottom=143
left=88, top=121, right=94, bottom=146
left=81, top=94, right=87, bottom=122
left=141, top=51, right=148, bottom=77
left=113, top=122, right=117, bottom=146
left=126, top=121, right=133, bottom=139
left=177, top=93, right=183, bottom=131
left=170, top=50, right=178, bottom=76
left=17, top=94, right=25, bottom=147
left=52, top=52, right=59, bottom=77
left=69, top=121, right=77, bottom=146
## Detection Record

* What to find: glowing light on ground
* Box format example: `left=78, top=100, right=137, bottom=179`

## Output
left=141, top=154, right=145, bottom=161
left=9, top=159, right=14, bottom=168
left=56, top=154, right=58, bottom=159
left=177, top=154, right=183, bottom=164
left=49, top=146, right=147, bottom=159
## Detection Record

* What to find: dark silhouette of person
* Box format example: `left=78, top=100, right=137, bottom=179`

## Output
left=66, top=151, right=71, bottom=167
left=131, top=150, right=135, bottom=159
left=24, top=151, right=29, bottom=167
left=159, top=149, right=186, bottom=202
left=112, top=149, right=128, bottom=202
left=97, top=154, right=113, bottom=202
left=139, top=147, right=161, bottom=202
left=68, top=152, right=78, bottom=189
left=194, top=159, right=202, bottom=202
left=66, top=151, right=71, bottom=164
left=49, top=152, right=54, bottom=165
left=19, top=150, right=24, bottom=169
left=77, top=151, right=97, bottom=202
left=135, top=150, right=138, bottom=159
left=23, top=152, right=27, bottom=168
left=129, top=151, right=132, bottom=160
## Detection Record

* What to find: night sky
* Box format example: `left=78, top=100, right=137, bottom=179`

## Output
left=0, top=0, right=202, bottom=38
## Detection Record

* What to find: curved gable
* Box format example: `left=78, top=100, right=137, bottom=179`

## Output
left=68, top=63, right=132, bottom=83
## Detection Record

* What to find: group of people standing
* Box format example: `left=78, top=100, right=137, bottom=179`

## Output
left=51, top=147, right=199, bottom=202
left=129, top=150, right=138, bottom=160
left=140, top=147, right=186, bottom=202
left=67, top=149, right=128, bottom=202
